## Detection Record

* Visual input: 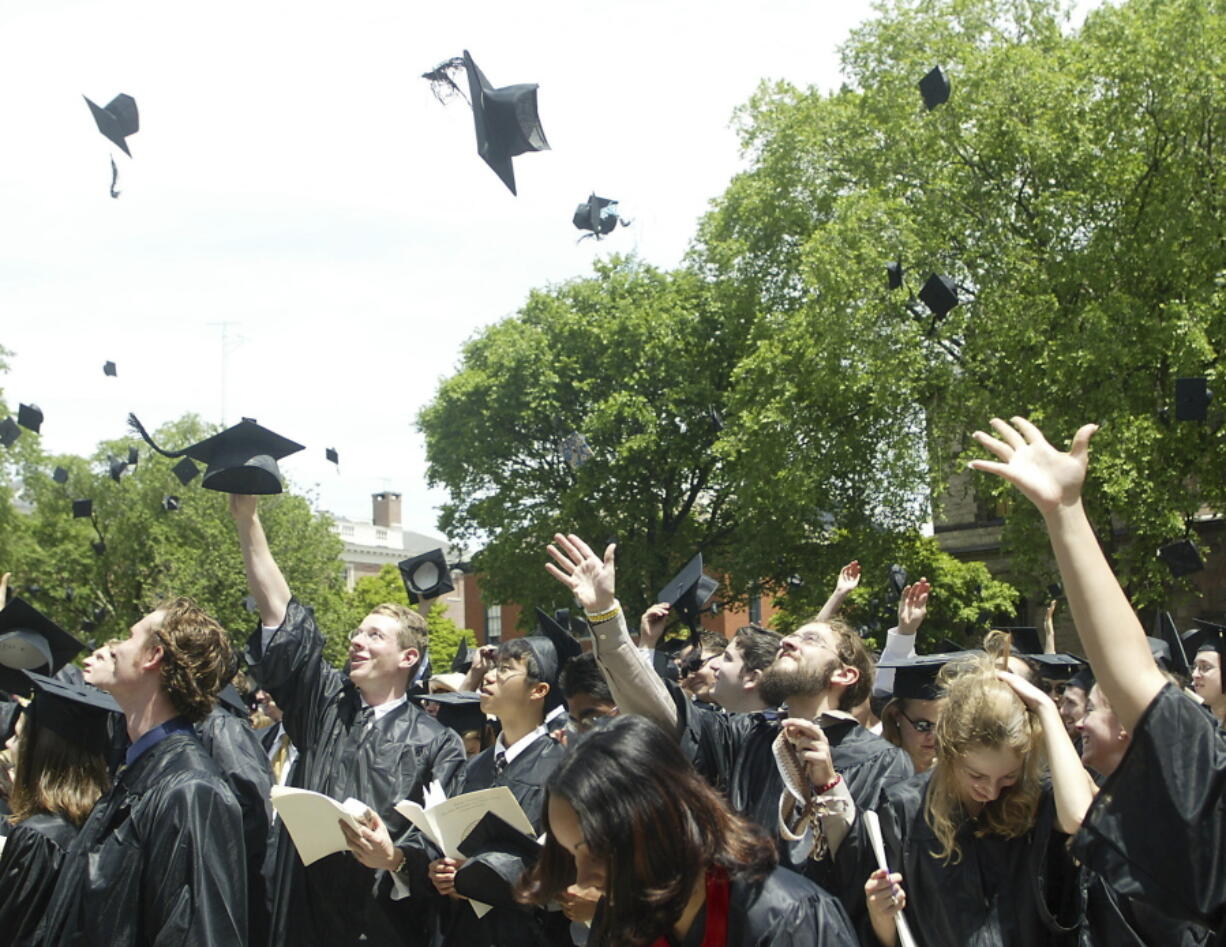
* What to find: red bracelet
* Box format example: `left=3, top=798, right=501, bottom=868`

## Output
left=814, top=773, right=842, bottom=795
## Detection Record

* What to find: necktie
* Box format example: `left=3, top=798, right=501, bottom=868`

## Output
left=494, top=751, right=508, bottom=778
left=271, top=731, right=291, bottom=783
left=357, top=705, right=375, bottom=730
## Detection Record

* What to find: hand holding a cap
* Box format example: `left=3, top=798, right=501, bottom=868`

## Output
left=546, top=534, right=615, bottom=615
left=782, top=718, right=836, bottom=790
left=639, top=603, right=670, bottom=649
left=228, top=494, right=259, bottom=523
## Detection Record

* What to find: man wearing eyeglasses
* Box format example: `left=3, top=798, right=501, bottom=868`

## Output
left=229, top=496, right=465, bottom=947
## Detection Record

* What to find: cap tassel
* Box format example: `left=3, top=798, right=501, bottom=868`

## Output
left=422, top=57, right=469, bottom=105
left=127, top=413, right=188, bottom=458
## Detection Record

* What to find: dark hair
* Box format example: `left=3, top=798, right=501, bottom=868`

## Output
left=517, top=715, right=776, bottom=946
left=152, top=597, right=234, bottom=723
left=697, top=629, right=726, bottom=656
left=733, top=625, right=783, bottom=675
left=559, top=652, right=612, bottom=703
left=497, top=638, right=543, bottom=685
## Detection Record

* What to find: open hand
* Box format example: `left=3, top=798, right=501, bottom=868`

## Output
left=835, top=561, right=861, bottom=595
left=546, top=534, right=615, bottom=613
left=968, top=417, right=1097, bottom=517
left=897, top=579, right=930, bottom=635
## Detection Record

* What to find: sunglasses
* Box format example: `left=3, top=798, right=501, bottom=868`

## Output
left=897, top=708, right=936, bottom=733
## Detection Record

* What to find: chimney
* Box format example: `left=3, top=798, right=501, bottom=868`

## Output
left=372, top=492, right=402, bottom=528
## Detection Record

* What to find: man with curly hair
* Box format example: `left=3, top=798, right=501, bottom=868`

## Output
left=41, top=597, right=248, bottom=945
left=230, top=495, right=465, bottom=947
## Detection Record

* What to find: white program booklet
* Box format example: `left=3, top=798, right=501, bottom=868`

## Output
left=862, top=809, right=918, bottom=947
left=269, top=785, right=371, bottom=867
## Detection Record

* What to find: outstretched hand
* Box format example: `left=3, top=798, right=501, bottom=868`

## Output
left=546, top=534, right=615, bottom=614
left=835, top=561, right=861, bottom=595
left=968, top=418, right=1097, bottom=516
left=897, top=579, right=930, bottom=636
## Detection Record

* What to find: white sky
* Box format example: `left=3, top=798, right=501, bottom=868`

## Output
left=0, top=0, right=1098, bottom=537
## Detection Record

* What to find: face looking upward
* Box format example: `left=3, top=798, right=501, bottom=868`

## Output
left=347, top=613, right=416, bottom=690
left=1191, top=651, right=1224, bottom=712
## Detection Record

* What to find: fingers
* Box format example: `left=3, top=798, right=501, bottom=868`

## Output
left=603, top=542, right=617, bottom=566
left=782, top=718, right=823, bottom=742
left=1009, top=415, right=1048, bottom=446
left=1069, top=423, right=1098, bottom=458
left=545, top=562, right=576, bottom=587
left=972, top=429, right=1013, bottom=463
left=546, top=542, right=577, bottom=573
left=568, top=533, right=597, bottom=560
left=990, top=417, right=1026, bottom=450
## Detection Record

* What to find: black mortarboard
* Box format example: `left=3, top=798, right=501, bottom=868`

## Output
left=1175, top=377, right=1211, bottom=422
left=398, top=549, right=455, bottom=603
left=217, top=682, right=250, bottom=718
left=92, top=540, right=106, bottom=556
left=451, top=640, right=472, bottom=674
left=1158, top=539, right=1204, bottom=577
left=886, top=261, right=903, bottom=290
left=934, top=637, right=964, bottom=653
left=919, top=274, right=958, bottom=317
left=17, top=403, right=43, bottom=433
left=879, top=654, right=964, bottom=700
left=129, top=414, right=304, bottom=495
left=1146, top=636, right=1178, bottom=672
left=325, top=447, right=339, bottom=465
left=657, top=553, right=719, bottom=633
left=0, top=597, right=85, bottom=675
left=1066, top=666, right=1095, bottom=693
left=108, top=454, right=128, bottom=483
left=918, top=66, right=950, bottom=110
left=22, top=671, right=120, bottom=748
left=84, top=93, right=139, bottom=157
left=455, top=811, right=542, bottom=908
left=1025, top=651, right=1087, bottom=680
left=519, top=635, right=562, bottom=709
left=573, top=194, right=623, bottom=238
left=103, top=361, right=117, bottom=377
left=535, top=607, right=583, bottom=667
left=1155, top=611, right=1190, bottom=677
left=997, top=626, right=1043, bottom=654
left=888, top=564, right=908, bottom=599
left=0, top=417, right=19, bottom=447
left=162, top=495, right=180, bottom=512
left=0, top=699, right=20, bottom=742
left=1188, top=619, right=1226, bottom=657
left=462, top=49, right=550, bottom=195
left=172, top=456, right=200, bottom=486
left=72, top=498, right=93, bottom=518
left=53, top=466, right=69, bottom=484
left=410, top=689, right=487, bottom=737
left=127, top=446, right=139, bottom=466
left=1047, top=583, right=1063, bottom=599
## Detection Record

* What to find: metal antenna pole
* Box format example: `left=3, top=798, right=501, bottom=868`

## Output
left=207, top=321, right=243, bottom=425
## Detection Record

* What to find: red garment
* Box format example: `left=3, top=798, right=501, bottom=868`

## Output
left=651, top=866, right=729, bottom=947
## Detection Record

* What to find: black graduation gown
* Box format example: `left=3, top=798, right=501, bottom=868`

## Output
left=440, top=733, right=571, bottom=946
left=674, top=684, right=914, bottom=855
left=40, top=730, right=248, bottom=945
left=834, top=771, right=1079, bottom=947
left=1069, top=683, right=1226, bottom=941
left=0, top=812, right=78, bottom=946
left=196, top=703, right=274, bottom=946
left=1080, top=870, right=1213, bottom=946
left=245, top=598, right=467, bottom=947
left=588, top=865, right=859, bottom=946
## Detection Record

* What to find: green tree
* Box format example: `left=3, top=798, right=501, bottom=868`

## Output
left=695, top=0, right=1226, bottom=609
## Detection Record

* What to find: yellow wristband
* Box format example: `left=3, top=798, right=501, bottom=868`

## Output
left=584, top=602, right=621, bottom=624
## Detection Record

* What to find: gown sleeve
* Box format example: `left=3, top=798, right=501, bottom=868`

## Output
left=0, top=819, right=73, bottom=946
left=1069, top=683, right=1226, bottom=932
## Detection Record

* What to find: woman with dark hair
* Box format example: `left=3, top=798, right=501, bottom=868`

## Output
left=519, top=713, right=857, bottom=946
left=0, top=671, right=115, bottom=946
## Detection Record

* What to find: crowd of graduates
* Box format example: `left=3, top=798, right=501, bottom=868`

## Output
left=1, top=416, right=1224, bottom=945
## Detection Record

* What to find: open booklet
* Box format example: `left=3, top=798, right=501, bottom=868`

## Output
left=395, top=783, right=539, bottom=918
left=269, top=786, right=372, bottom=867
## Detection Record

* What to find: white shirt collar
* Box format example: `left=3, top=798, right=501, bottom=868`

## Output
left=360, top=694, right=407, bottom=722
left=495, top=723, right=548, bottom=766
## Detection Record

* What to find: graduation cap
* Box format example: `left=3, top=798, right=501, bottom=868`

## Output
left=1187, top=619, right=1226, bottom=657
left=888, top=564, right=908, bottom=599
left=107, top=454, right=128, bottom=483
left=996, top=626, right=1043, bottom=654
left=656, top=553, right=719, bottom=634
left=934, top=637, right=964, bottom=654
left=1175, top=377, right=1212, bottom=421
left=411, top=689, right=487, bottom=738
left=535, top=607, right=583, bottom=667
left=0, top=597, right=86, bottom=675
left=103, top=361, right=117, bottom=377
left=325, top=447, right=339, bottom=465
left=0, top=417, right=19, bottom=448
left=573, top=194, right=626, bottom=239
left=20, top=671, right=120, bottom=749
left=217, top=682, right=251, bottom=718
left=1146, top=636, right=1174, bottom=670
left=84, top=93, right=139, bottom=157
left=52, top=466, right=69, bottom=484
left=0, top=699, right=21, bottom=743
left=17, top=403, right=43, bottom=434
left=878, top=653, right=966, bottom=700
left=127, top=446, right=139, bottom=466
left=519, top=635, right=563, bottom=710
left=92, top=540, right=106, bottom=556
left=461, top=49, right=550, bottom=195
left=918, top=66, right=950, bottom=110
left=1155, top=611, right=1190, bottom=677
left=451, top=639, right=473, bottom=674
left=129, top=414, right=304, bottom=495
left=72, top=498, right=93, bottom=518
left=886, top=261, right=904, bottom=290
left=1024, top=651, right=1087, bottom=680
left=455, top=810, right=542, bottom=908
left=398, top=549, right=455, bottom=603
left=162, top=495, right=181, bottom=512
left=918, top=274, right=959, bottom=318
left=1158, top=538, right=1204, bottom=578
left=172, top=457, right=200, bottom=486
left=1066, top=666, right=1095, bottom=694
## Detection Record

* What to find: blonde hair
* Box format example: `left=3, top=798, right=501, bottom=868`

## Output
left=368, top=603, right=428, bottom=658
left=923, top=631, right=1044, bottom=864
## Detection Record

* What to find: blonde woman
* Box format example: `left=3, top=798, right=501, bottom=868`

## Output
left=830, top=633, right=1091, bottom=946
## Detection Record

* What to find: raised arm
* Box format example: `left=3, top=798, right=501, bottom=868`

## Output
left=229, top=494, right=291, bottom=629
left=969, top=418, right=1165, bottom=731
left=546, top=533, right=678, bottom=733
left=1043, top=599, right=1058, bottom=654
left=874, top=579, right=930, bottom=696
left=815, top=560, right=861, bottom=622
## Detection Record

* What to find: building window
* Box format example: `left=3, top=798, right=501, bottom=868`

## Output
left=485, top=605, right=502, bottom=643
left=375, top=528, right=388, bottom=542
left=749, top=596, right=762, bottom=624
left=341, top=524, right=354, bottom=537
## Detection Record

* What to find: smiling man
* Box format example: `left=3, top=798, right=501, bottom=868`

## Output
left=230, top=495, right=465, bottom=947
left=42, top=598, right=248, bottom=945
